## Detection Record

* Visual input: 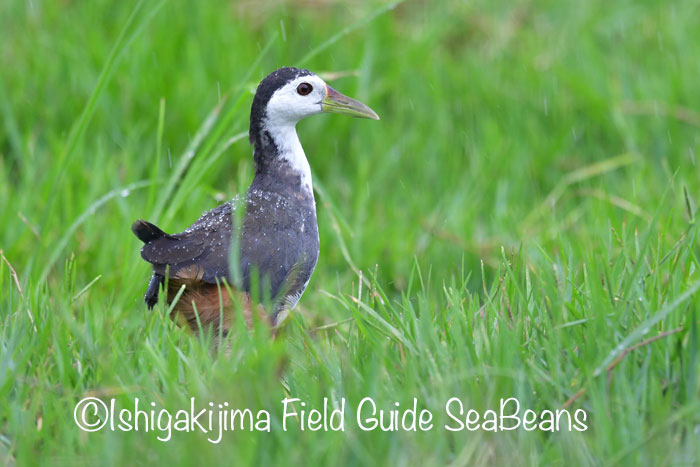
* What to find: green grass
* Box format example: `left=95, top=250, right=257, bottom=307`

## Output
left=1, top=0, right=699, bottom=464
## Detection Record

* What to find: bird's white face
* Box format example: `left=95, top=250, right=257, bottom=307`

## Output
left=264, top=74, right=328, bottom=127
left=256, top=68, right=379, bottom=193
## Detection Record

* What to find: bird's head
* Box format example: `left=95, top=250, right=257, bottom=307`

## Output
left=250, top=67, right=379, bottom=147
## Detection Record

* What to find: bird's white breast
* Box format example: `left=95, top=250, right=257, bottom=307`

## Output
left=263, top=121, right=313, bottom=194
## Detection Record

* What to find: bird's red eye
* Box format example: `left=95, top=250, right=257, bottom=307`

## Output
left=297, top=82, right=313, bottom=95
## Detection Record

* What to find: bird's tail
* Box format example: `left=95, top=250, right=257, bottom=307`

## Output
left=131, top=219, right=169, bottom=243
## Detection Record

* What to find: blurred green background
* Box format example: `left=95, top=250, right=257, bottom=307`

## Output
left=1, top=0, right=699, bottom=465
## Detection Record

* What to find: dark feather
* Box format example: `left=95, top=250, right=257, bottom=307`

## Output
left=138, top=203, right=235, bottom=284
left=132, top=184, right=318, bottom=308
left=131, top=219, right=172, bottom=243
left=144, top=273, right=163, bottom=309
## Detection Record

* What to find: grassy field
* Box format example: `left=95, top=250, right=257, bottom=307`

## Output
left=1, top=0, right=699, bottom=464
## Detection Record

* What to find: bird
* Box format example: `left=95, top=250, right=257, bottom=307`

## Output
left=131, top=67, right=379, bottom=335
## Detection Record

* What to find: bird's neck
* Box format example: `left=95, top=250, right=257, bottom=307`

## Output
left=251, top=120, right=313, bottom=197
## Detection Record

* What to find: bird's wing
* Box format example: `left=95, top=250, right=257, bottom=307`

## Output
left=137, top=202, right=235, bottom=284
left=237, top=190, right=318, bottom=302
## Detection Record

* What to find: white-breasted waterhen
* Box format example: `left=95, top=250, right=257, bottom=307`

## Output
left=132, top=67, right=379, bottom=334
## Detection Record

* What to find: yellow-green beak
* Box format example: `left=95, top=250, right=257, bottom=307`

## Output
left=321, top=85, right=380, bottom=120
